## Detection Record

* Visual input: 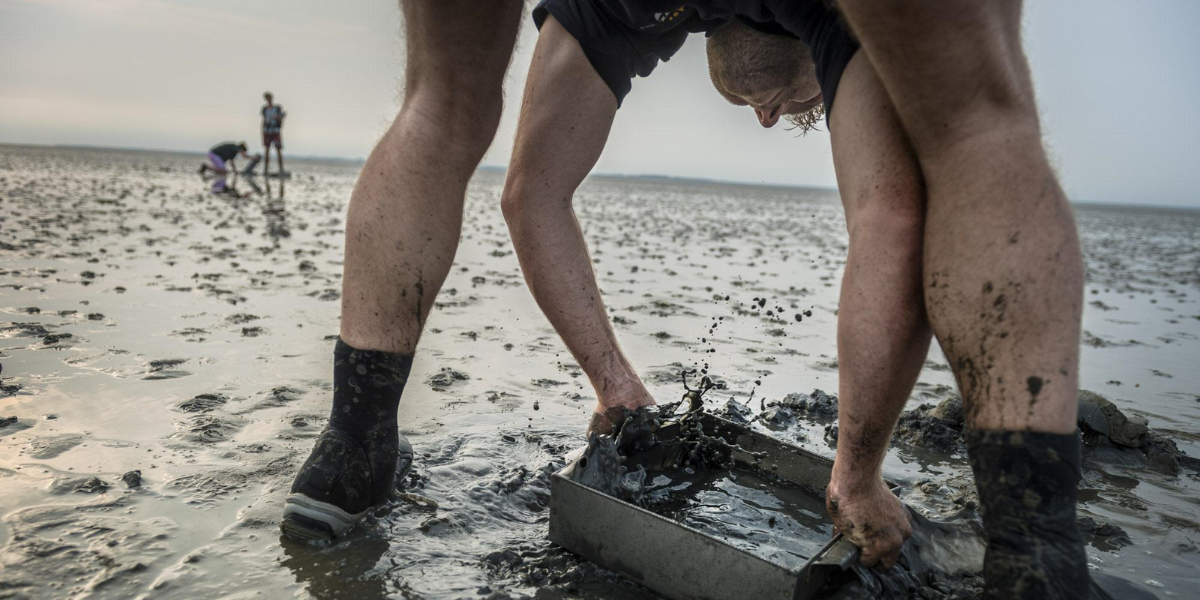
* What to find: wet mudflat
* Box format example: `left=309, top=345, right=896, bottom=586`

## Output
left=1, top=145, right=1198, bottom=599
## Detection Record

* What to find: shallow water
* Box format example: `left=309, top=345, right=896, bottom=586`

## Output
left=1, top=145, right=1197, bottom=598
left=643, top=466, right=832, bottom=566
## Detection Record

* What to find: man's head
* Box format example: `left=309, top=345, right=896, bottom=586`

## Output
left=707, top=20, right=823, bottom=131
left=264, top=92, right=274, bottom=104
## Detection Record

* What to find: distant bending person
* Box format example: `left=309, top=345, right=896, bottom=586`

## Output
left=262, top=92, right=286, bottom=175
left=199, top=141, right=253, bottom=175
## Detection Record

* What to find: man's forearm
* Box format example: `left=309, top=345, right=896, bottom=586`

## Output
left=505, top=188, right=635, bottom=386
left=831, top=393, right=907, bottom=488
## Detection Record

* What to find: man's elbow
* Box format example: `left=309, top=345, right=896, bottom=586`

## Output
left=499, top=178, right=529, bottom=225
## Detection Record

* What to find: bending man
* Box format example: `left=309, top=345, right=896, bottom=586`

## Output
left=500, top=2, right=1088, bottom=598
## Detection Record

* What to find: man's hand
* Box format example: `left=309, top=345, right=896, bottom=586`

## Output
left=586, top=405, right=629, bottom=438
left=585, top=393, right=656, bottom=439
left=826, top=476, right=912, bottom=568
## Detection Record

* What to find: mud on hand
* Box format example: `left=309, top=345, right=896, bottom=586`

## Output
left=586, top=405, right=632, bottom=439
left=826, top=478, right=913, bottom=569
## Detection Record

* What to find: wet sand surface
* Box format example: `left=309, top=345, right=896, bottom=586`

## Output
left=1, top=145, right=1198, bottom=598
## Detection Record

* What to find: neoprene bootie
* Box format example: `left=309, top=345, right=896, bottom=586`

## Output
left=281, top=339, right=414, bottom=541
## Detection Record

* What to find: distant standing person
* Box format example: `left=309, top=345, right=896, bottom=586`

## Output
left=262, top=92, right=286, bottom=175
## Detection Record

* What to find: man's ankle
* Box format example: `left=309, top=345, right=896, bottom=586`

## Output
left=967, top=429, right=1088, bottom=600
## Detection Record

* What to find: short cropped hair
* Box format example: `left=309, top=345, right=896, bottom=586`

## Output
left=707, top=20, right=824, bottom=133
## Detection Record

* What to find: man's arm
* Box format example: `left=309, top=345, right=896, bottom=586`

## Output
left=501, top=15, right=655, bottom=432
left=825, top=53, right=924, bottom=568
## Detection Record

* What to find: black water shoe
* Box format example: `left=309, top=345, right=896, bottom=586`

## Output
left=281, top=427, right=413, bottom=541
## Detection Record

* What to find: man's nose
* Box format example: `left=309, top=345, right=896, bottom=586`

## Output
left=755, top=106, right=780, bottom=128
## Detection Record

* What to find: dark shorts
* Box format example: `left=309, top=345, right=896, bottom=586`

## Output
left=533, top=0, right=859, bottom=117
left=263, top=132, right=282, bottom=148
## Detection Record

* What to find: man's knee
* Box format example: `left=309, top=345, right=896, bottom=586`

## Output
left=905, top=93, right=1042, bottom=165
left=396, top=1, right=519, bottom=157
left=499, top=169, right=578, bottom=227
left=499, top=176, right=543, bottom=226
left=845, top=189, right=925, bottom=276
left=848, top=195, right=924, bottom=254
left=845, top=168, right=925, bottom=240
left=498, top=188, right=522, bottom=226
left=839, top=0, right=1040, bottom=156
left=399, top=81, right=505, bottom=163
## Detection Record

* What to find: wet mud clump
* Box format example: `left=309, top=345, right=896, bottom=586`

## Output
left=781, top=389, right=839, bottom=419
left=758, top=388, right=839, bottom=430
left=891, top=391, right=1199, bottom=476
left=175, top=413, right=244, bottom=443
left=719, top=398, right=754, bottom=424
left=893, top=397, right=966, bottom=454
left=569, top=434, right=648, bottom=504
left=1076, top=391, right=1200, bottom=475
left=567, top=373, right=748, bottom=502
left=1076, top=515, right=1132, bottom=551
left=48, top=476, right=110, bottom=494
left=122, top=470, right=143, bottom=488
left=177, top=392, right=229, bottom=413
left=427, top=367, right=470, bottom=391
left=1077, top=390, right=1147, bottom=447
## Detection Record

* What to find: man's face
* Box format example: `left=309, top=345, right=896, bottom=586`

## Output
left=707, top=23, right=824, bottom=130
left=718, top=60, right=822, bottom=129
left=264, top=94, right=273, bottom=104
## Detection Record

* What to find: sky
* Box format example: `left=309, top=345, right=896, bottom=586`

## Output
left=1, top=0, right=1197, bottom=207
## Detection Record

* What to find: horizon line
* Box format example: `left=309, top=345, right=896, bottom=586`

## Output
left=2, top=141, right=1197, bottom=213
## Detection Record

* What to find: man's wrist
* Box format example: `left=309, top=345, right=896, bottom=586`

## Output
left=829, top=460, right=884, bottom=495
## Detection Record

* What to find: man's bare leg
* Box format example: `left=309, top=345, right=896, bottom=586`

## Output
left=836, top=2, right=1087, bottom=597
left=282, top=0, right=524, bottom=542
left=824, top=53, right=929, bottom=568
left=342, top=0, right=523, bottom=353
left=264, top=145, right=272, bottom=176
left=501, top=16, right=654, bottom=436
left=835, top=1, right=1081, bottom=433
left=276, top=145, right=284, bottom=175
